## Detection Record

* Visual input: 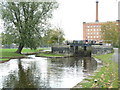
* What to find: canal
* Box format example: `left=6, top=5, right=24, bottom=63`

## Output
left=0, top=55, right=98, bottom=88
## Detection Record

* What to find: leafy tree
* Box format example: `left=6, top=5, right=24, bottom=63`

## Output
left=101, top=22, right=118, bottom=47
left=0, top=2, right=58, bottom=53
left=43, top=28, right=65, bottom=46
left=1, top=32, right=16, bottom=45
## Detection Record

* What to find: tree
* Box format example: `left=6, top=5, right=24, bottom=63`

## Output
left=43, top=28, right=65, bottom=46
left=0, top=2, right=58, bottom=53
left=101, top=22, right=118, bottom=47
left=1, top=32, right=15, bottom=45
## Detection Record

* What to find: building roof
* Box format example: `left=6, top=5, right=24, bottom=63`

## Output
left=83, top=21, right=117, bottom=24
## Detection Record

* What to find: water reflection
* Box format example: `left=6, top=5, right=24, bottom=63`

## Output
left=0, top=56, right=97, bottom=88
left=83, top=57, right=97, bottom=73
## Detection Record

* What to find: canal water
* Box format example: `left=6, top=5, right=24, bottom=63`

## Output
left=0, top=55, right=97, bottom=88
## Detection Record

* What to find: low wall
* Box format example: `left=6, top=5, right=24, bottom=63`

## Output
left=92, top=46, right=113, bottom=55
left=51, top=46, right=70, bottom=53
left=51, top=46, right=91, bottom=57
left=51, top=46, right=113, bottom=56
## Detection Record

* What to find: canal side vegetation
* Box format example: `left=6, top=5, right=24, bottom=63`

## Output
left=36, top=50, right=72, bottom=58
left=0, top=58, right=10, bottom=61
left=0, top=48, right=45, bottom=61
left=36, top=52, right=65, bottom=57
left=74, top=53, right=118, bottom=88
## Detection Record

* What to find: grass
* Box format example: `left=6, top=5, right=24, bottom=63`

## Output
left=78, top=53, right=118, bottom=88
left=36, top=53, right=64, bottom=57
left=0, top=58, right=9, bottom=61
left=22, top=48, right=45, bottom=53
left=0, top=51, right=25, bottom=57
left=0, top=48, right=45, bottom=53
left=0, top=48, right=45, bottom=61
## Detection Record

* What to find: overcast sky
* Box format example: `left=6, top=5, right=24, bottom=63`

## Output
left=0, top=0, right=119, bottom=40
left=51, top=0, right=119, bottom=40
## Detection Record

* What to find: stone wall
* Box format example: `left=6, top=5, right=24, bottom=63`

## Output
left=51, top=46, right=70, bottom=54
left=51, top=46, right=113, bottom=57
left=92, top=46, right=113, bottom=55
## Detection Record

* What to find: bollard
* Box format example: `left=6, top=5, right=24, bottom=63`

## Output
left=84, top=45, right=87, bottom=51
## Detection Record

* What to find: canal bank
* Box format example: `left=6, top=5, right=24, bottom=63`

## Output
left=73, top=53, right=118, bottom=88
left=35, top=51, right=73, bottom=58
left=0, top=48, right=46, bottom=62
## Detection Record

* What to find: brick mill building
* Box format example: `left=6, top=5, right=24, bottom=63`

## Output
left=83, top=1, right=117, bottom=43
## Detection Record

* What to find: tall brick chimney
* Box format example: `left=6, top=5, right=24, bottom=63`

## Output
left=96, top=0, right=99, bottom=22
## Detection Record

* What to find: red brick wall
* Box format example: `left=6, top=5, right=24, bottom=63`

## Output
left=83, top=21, right=117, bottom=42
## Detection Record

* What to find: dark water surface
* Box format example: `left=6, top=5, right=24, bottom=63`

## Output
left=0, top=55, right=97, bottom=88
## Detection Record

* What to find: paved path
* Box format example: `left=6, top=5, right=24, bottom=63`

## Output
left=112, top=48, right=119, bottom=63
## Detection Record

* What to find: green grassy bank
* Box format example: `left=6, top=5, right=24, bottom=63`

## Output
left=36, top=52, right=65, bottom=57
left=0, top=48, right=45, bottom=61
left=74, top=53, right=118, bottom=88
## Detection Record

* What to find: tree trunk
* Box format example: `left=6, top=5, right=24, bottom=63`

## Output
left=16, top=43, right=24, bottom=54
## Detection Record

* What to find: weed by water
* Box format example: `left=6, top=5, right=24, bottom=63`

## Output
left=80, top=53, right=118, bottom=88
